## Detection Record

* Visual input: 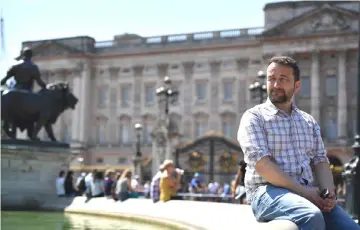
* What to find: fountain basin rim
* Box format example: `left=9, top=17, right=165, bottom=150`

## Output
left=65, top=208, right=204, bottom=230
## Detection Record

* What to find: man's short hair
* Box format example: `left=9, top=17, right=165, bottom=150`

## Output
left=268, top=56, right=300, bottom=82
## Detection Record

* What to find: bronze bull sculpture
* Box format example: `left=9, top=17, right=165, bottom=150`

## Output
left=1, top=82, right=78, bottom=142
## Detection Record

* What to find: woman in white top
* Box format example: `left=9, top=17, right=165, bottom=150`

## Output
left=56, top=171, right=65, bottom=197
left=90, top=171, right=104, bottom=197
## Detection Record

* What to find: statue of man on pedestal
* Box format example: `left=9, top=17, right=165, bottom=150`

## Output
left=0, top=47, right=46, bottom=92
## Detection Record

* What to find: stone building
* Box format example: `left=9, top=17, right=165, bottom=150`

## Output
left=21, top=1, right=359, bottom=172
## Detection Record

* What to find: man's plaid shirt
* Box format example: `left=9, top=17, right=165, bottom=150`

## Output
left=237, top=99, right=329, bottom=203
left=150, top=171, right=162, bottom=202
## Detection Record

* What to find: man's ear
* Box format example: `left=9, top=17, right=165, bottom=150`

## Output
left=295, top=80, right=301, bottom=94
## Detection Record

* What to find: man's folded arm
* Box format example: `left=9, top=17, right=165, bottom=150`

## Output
left=238, top=110, right=307, bottom=196
left=311, top=121, right=334, bottom=191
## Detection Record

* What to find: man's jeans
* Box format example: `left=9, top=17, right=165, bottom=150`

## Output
left=251, top=184, right=360, bottom=230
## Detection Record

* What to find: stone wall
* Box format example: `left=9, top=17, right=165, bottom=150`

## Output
left=1, top=140, right=72, bottom=210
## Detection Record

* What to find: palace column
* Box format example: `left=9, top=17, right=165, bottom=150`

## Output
left=209, top=60, right=221, bottom=131
left=337, top=50, right=347, bottom=138
left=78, top=61, right=92, bottom=144
left=182, top=62, right=194, bottom=140
left=311, top=51, right=321, bottom=122
left=53, top=69, right=67, bottom=139
left=70, top=68, right=82, bottom=144
left=132, top=66, right=144, bottom=122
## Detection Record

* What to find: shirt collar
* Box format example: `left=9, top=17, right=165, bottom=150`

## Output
left=264, top=98, right=298, bottom=116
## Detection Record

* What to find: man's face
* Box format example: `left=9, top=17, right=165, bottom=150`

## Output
left=167, top=165, right=175, bottom=173
left=266, top=62, right=301, bottom=104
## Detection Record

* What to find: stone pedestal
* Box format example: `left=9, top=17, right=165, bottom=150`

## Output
left=1, top=139, right=72, bottom=210
left=151, top=117, right=180, bottom=177
left=151, top=118, right=170, bottom=176
left=133, top=155, right=143, bottom=184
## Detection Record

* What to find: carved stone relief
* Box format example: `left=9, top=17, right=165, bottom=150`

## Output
left=108, top=67, right=120, bottom=80
left=311, top=12, right=350, bottom=32
left=210, top=60, right=221, bottom=74
left=35, top=43, right=72, bottom=57
left=133, top=65, right=144, bottom=76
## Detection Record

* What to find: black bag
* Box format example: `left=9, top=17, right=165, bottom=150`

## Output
left=78, top=178, right=86, bottom=192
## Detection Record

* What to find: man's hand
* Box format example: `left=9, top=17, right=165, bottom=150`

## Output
left=322, top=190, right=337, bottom=212
left=301, top=188, right=325, bottom=210
left=301, top=188, right=336, bottom=212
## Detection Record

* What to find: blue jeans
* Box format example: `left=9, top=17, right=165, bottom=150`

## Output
left=252, top=185, right=360, bottom=230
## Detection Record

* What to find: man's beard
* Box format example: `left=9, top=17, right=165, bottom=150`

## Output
left=268, top=88, right=294, bottom=104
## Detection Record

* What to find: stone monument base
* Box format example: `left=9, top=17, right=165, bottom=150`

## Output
left=1, top=139, right=72, bottom=210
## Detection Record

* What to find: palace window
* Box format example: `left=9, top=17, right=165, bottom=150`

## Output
left=324, top=107, right=337, bottom=140
left=223, top=82, right=233, bottom=101
left=195, top=121, right=207, bottom=137
left=97, top=88, right=107, bottom=108
left=143, top=123, right=153, bottom=144
left=196, top=83, right=206, bottom=101
left=96, top=124, right=106, bottom=144
left=145, top=85, right=154, bottom=105
left=222, top=121, right=233, bottom=138
left=117, top=157, right=128, bottom=164
left=325, top=118, right=338, bottom=140
left=96, top=157, right=104, bottom=164
left=121, top=86, right=130, bottom=107
left=300, top=77, right=311, bottom=97
left=325, top=76, right=337, bottom=97
left=119, top=123, right=130, bottom=145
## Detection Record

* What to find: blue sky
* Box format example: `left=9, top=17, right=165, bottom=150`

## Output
left=0, top=0, right=280, bottom=76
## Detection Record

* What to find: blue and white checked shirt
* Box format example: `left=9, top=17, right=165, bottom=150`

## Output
left=150, top=171, right=162, bottom=202
left=237, top=99, right=329, bottom=203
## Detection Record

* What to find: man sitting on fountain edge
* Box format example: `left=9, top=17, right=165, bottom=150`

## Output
left=237, top=56, right=359, bottom=230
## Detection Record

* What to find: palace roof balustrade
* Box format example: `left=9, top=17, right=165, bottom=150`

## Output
left=94, top=27, right=264, bottom=53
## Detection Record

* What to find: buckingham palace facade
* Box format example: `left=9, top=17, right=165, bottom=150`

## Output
left=21, top=1, right=359, bottom=170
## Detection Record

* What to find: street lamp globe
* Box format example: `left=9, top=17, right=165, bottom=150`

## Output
left=249, top=83, right=255, bottom=90
left=134, top=123, right=142, bottom=132
left=164, top=76, right=171, bottom=85
left=77, top=157, right=84, bottom=163
left=156, top=86, right=165, bottom=95
left=257, top=70, right=266, bottom=79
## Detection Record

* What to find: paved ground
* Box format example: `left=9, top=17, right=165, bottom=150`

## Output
left=64, top=197, right=299, bottom=230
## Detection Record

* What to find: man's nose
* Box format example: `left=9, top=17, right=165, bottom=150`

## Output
left=273, top=81, right=281, bottom=88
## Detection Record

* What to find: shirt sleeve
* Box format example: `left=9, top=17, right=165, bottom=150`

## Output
left=237, top=109, right=272, bottom=167
left=311, top=121, right=330, bottom=165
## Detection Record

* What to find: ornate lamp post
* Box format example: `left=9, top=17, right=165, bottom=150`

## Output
left=155, top=76, right=179, bottom=115
left=134, top=123, right=142, bottom=157
left=249, top=70, right=267, bottom=104
left=151, top=76, right=180, bottom=175
left=133, top=123, right=143, bottom=183
left=343, top=7, right=360, bottom=223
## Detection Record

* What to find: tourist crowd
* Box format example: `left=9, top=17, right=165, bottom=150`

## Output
left=55, top=159, right=247, bottom=204
left=55, top=168, right=142, bottom=201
